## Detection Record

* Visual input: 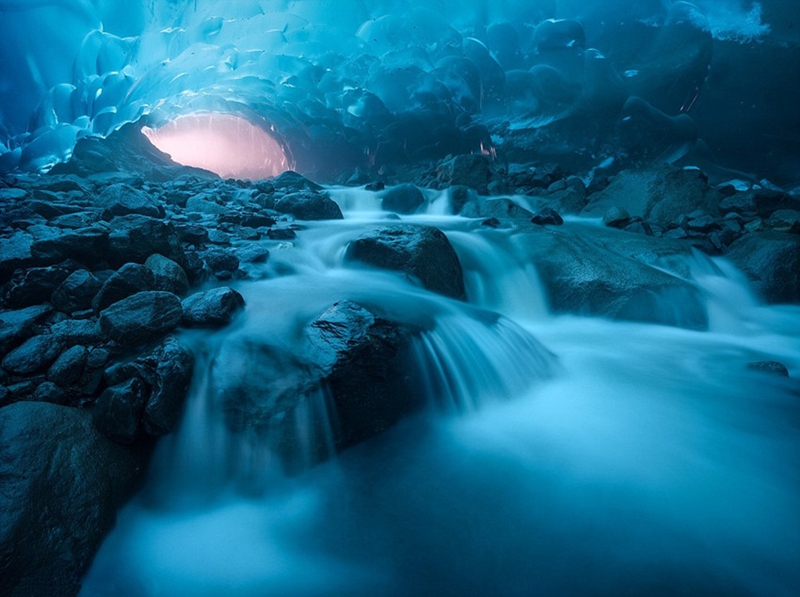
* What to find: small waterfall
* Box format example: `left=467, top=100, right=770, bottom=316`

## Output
left=412, top=313, right=557, bottom=414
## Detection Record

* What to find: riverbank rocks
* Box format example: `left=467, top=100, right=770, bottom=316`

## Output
left=0, top=401, right=150, bottom=597
left=182, top=287, right=245, bottom=326
left=344, top=224, right=466, bottom=300
left=98, top=291, right=182, bottom=346
left=274, top=190, right=343, bottom=220
left=724, top=231, right=800, bottom=303
left=437, top=154, right=493, bottom=193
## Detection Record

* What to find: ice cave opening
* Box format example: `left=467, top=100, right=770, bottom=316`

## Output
left=141, top=113, right=290, bottom=180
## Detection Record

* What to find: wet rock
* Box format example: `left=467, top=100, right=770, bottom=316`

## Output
left=274, top=190, right=343, bottom=220
left=182, top=287, right=245, bottom=327
left=34, top=380, right=67, bottom=405
left=207, top=228, right=231, bottom=245
left=185, top=193, right=225, bottom=215
left=306, top=301, right=418, bottom=450
left=481, top=217, right=502, bottom=228
left=603, top=206, right=631, bottom=228
left=583, top=166, right=719, bottom=225
left=0, top=402, right=148, bottom=597
left=720, top=189, right=800, bottom=218
left=144, top=254, right=189, bottom=296
left=0, top=230, right=35, bottom=274
left=767, top=209, right=800, bottom=233
left=96, top=183, right=163, bottom=218
left=203, top=248, right=240, bottom=279
left=142, top=338, right=195, bottom=436
left=29, top=227, right=109, bottom=267
left=0, top=304, right=52, bottom=354
left=92, top=263, right=155, bottom=312
left=344, top=224, right=466, bottom=300
left=51, top=270, right=103, bottom=313
left=47, top=345, right=89, bottom=389
left=519, top=225, right=708, bottom=329
left=746, top=361, right=790, bottom=377
left=271, top=171, right=322, bottom=194
left=725, top=232, right=800, bottom=303
left=175, top=223, right=209, bottom=245
left=3, top=263, right=74, bottom=308
left=382, top=183, right=426, bottom=214
left=92, top=378, right=149, bottom=444
left=437, top=154, right=492, bottom=193
left=267, top=228, right=296, bottom=240
left=460, top=197, right=533, bottom=219
left=2, top=334, right=64, bottom=376
left=237, top=244, right=271, bottom=263
left=50, top=319, right=101, bottom=347
left=98, top=291, right=183, bottom=346
left=239, top=212, right=276, bottom=228
left=531, top=207, right=564, bottom=226
left=107, top=215, right=183, bottom=266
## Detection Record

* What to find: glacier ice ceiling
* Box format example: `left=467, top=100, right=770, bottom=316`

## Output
left=1, top=0, right=798, bottom=183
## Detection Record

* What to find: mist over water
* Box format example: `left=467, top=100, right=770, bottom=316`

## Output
left=80, top=192, right=800, bottom=597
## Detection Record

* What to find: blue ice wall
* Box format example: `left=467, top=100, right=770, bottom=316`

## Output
left=0, top=0, right=797, bottom=182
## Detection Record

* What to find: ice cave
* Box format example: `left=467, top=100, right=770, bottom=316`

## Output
left=0, top=1, right=798, bottom=596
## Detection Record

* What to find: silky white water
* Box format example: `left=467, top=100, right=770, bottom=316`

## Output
left=81, top=193, right=800, bottom=597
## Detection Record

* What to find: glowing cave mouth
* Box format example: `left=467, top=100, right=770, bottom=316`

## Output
left=142, top=113, right=290, bottom=180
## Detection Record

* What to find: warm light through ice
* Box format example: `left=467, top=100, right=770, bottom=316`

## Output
left=142, top=113, right=289, bottom=179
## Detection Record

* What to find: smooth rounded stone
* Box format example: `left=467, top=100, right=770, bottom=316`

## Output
left=3, top=263, right=74, bottom=309
left=29, top=226, right=109, bottom=266
left=0, top=402, right=148, bottom=597
left=207, top=228, right=231, bottom=245
left=582, top=166, right=720, bottom=225
left=98, top=291, right=182, bottom=347
left=381, top=183, right=426, bottom=214
left=531, top=207, right=564, bottom=226
left=0, top=304, right=53, bottom=354
left=174, top=223, right=209, bottom=245
left=448, top=185, right=477, bottom=214
left=51, top=269, right=102, bottom=313
left=271, top=170, right=322, bottom=194
left=344, top=224, right=466, bottom=300
left=144, top=254, right=189, bottom=296
left=267, top=227, right=296, bottom=240
left=182, top=287, right=245, bottom=327
left=436, top=154, right=492, bottom=193
left=92, top=263, right=156, bottom=312
left=517, top=225, right=708, bottom=330
left=142, top=338, right=195, bottom=436
left=203, top=248, right=240, bottom=278
left=1, top=334, right=64, bottom=376
left=767, top=209, right=800, bottom=233
left=603, top=206, right=631, bottom=228
left=274, top=190, right=343, bottom=220
left=47, top=345, right=89, bottom=388
left=746, top=361, right=790, bottom=376
left=460, top=197, right=533, bottom=219
left=239, top=212, right=276, bottom=228
left=236, top=244, right=270, bottom=264
left=724, top=231, right=800, bottom=304
left=107, top=215, right=183, bottom=267
left=96, top=183, right=163, bottom=218
left=720, top=189, right=800, bottom=218
left=533, top=18, right=586, bottom=51
left=185, top=193, right=225, bottom=215
left=92, top=378, right=149, bottom=444
left=34, top=380, right=67, bottom=405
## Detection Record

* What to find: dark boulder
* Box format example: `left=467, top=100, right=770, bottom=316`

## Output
left=307, top=301, right=418, bottom=450
left=3, top=263, right=74, bottom=308
left=724, top=231, right=800, bottom=304
left=437, top=154, right=492, bottom=193
left=237, top=244, right=271, bottom=263
left=96, top=183, right=163, bottom=218
left=2, top=333, right=64, bottom=376
left=92, top=263, right=155, bottom=312
left=29, top=227, right=109, bottom=267
left=92, top=378, right=149, bottom=444
left=175, top=223, right=209, bottom=246
left=381, top=183, right=426, bottom=214
left=182, top=287, right=245, bottom=327
left=142, top=338, right=195, bottom=436
left=98, top=291, right=183, bottom=346
left=720, top=189, right=800, bottom=218
left=603, top=206, right=631, bottom=228
left=51, top=270, right=103, bottom=313
left=0, top=304, right=52, bottom=354
left=202, top=248, right=240, bottom=279
left=47, top=345, right=89, bottom=389
left=144, top=254, right=189, bottom=296
left=274, top=190, right=343, bottom=220
left=33, top=380, right=67, bottom=405
left=531, top=207, right=564, bottom=226
left=267, top=228, right=296, bottom=240
left=746, top=361, right=790, bottom=376
left=582, top=166, right=720, bottom=225
left=107, top=215, right=183, bottom=267
left=0, top=402, right=148, bottom=597
left=271, top=170, right=322, bottom=194
left=344, top=224, right=466, bottom=300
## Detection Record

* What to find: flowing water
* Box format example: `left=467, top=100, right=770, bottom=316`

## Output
left=81, top=188, right=800, bottom=597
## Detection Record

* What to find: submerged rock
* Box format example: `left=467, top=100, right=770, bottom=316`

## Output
left=182, top=287, right=245, bottom=327
left=344, top=224, right=466, bottom=300
left=381, top=183, right=426, bottom=214
left=0, top=402, right=148, bottom=597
